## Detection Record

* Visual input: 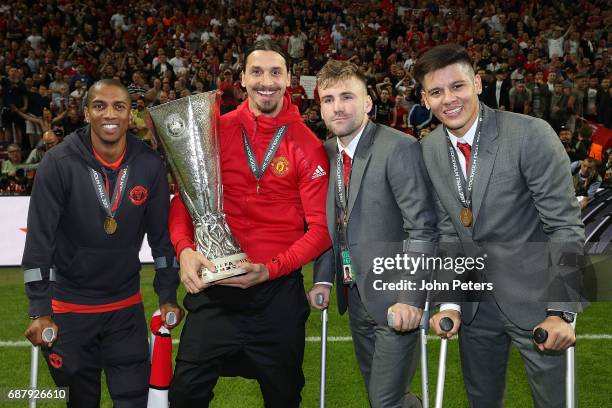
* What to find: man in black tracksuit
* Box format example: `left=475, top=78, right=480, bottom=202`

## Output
left=23, top=79, right=182, bottom=407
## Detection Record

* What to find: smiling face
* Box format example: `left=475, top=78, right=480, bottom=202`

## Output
left=319, top=76, right=372, bottom=144
left=421, top=62, right=482, bottom=137
left=84, top=83, right=132, bottom=148
left=241, top=50, right=290, bottom=118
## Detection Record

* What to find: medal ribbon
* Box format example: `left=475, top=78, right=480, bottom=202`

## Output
left=335, top=149, right=353, bottom=248
left=242, top=125, right=288, bottom=189
left=445, top=106, right=484, bottom=209
left=335, top=149, right=355, bottom=285
left=335, top=149, right=350, bottom=213
left=88, top=165, right=130, bottom=219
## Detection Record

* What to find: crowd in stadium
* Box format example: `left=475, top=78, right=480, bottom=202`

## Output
left=1, top=0, right=611, bottom=195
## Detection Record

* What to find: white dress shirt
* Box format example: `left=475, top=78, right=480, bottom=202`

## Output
left=337, top=123, right=367, bottom=160
left=495, top=80, right=503, bottom=106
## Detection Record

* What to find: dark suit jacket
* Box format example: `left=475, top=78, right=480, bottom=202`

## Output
left=314, top=120, right=438, bottom=325
left=154, top=62, right=175, bottom=80
left=421, top=104, right=586, bottom=329
left=495, top=79, right=512, bottom=110
left=479, top=79, right=497, bottom=109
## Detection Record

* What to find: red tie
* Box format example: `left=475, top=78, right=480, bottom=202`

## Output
left=342, top=151, right=352, bottom=187
left=457, top=141, right=471, bottom=174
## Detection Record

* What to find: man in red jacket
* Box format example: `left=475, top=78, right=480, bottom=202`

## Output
left=168, top=39, right=331, bottom=407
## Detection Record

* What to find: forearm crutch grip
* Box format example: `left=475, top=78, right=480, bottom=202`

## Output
left=533, top=327, right=548, bottom=344
left=165, top=311, right=177, bottom=326
left=41, top=327, right=55, bottom=343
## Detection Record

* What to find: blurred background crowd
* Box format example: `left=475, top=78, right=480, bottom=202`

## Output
left=1, top=0, right=610, bottom=196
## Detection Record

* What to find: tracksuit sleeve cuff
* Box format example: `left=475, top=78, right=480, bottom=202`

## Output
left=265, top=258, right=281, bottom=280
left=157, top=290, right=178, bottom=306
left=26, top=282, right=53, bottom=316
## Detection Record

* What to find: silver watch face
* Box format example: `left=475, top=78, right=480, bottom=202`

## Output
left=562, top=312, right=574, bottom=323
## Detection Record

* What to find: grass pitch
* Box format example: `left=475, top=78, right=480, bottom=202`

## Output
left=0, top=264, right=610, bottom=407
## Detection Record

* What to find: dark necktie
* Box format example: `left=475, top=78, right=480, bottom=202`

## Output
left=457, top=141, right=471, bottom=175
left=342, top=151, right=352, bottom=187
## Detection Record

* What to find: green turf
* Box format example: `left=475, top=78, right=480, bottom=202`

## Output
left=1, top=265, right=611, bottom=407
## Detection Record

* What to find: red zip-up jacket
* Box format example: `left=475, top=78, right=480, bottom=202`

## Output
left=169, top=93, right=331, bottom=279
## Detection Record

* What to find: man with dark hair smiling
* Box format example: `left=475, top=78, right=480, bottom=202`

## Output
left=168, top=40, right=330, bottom=407
left=23, top=79, right=182, bottom=407
left=416, top=44, right=585, bottom=408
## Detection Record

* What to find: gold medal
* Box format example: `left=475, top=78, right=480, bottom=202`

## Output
left=104, top=216, right=118, bottom=235
left=460, top=207, right=473, bottom=227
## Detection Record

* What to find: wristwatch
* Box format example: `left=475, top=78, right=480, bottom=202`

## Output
left=546, top=310, right=575, bottom=324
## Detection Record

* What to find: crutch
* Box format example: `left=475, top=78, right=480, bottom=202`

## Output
left=29, top=327, right=56, bottom=408
left=389, top=300, right=430, bottom=408
left=533, top=316, right=577, bottom=408
left=419, top=301, right=430, bottom=408
left=434, top=317, right=454, bottom=408
left=315, top=293, right=328, bottom=408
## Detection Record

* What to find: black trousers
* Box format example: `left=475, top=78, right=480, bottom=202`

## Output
left=43, top=303, right=149, bottom=408
left=169, top=273, right=310, bottom=408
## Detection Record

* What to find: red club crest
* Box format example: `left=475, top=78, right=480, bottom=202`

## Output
left=271, top=157, right=289, bottom=177
left=129, top=185, right=148, bottom=206
left=49, top=353, right=63, bottom=369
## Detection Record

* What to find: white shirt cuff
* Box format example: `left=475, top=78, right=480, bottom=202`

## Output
left=315, top=281, right=333, bottom=287
left=440, top=303, right=461, bottom=313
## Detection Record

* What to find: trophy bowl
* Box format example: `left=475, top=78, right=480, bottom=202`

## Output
left=148, top=92, right=249, bottom=283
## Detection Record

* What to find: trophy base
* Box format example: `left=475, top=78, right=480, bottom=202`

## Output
left=200, top=252, right=249, bottom=284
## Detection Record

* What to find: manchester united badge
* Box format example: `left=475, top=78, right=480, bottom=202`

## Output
left=271, top=156, right=289, bottom=177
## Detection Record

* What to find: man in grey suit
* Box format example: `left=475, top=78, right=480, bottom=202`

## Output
left=308, top=60, right=438, bottom=408
left=416, top=44, right=585, bottom=408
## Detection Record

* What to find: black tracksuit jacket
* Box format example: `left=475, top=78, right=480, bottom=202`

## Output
left=23, top=126, right=179, bottom=316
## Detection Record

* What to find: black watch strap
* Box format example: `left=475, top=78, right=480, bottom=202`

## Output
left=546, top=310, right=575, bottom=323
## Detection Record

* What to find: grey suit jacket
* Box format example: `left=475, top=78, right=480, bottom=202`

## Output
left=421, top=104, right=585, bottom=329
left=314, top=120, right=438, bottom=326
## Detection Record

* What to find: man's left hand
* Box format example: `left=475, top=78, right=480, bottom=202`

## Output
left=159, top=303, right=184, bottom=330
left=387, top=303, right=423, bottom=332
left=533, top=316, right=576, bottom=352
left=215, top=262, right=269, bottom=289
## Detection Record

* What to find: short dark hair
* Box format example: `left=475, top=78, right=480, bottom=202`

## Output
left=413, top=44, right=474, bottom=85
left=86, top=79, right=130, bottom=106
left=316, top=59, right=368, bottom=92
left=244, top=39, right=291, bottom=73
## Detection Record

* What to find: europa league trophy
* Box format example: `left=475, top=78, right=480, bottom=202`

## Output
left=148, top=91, right=248, bottom=283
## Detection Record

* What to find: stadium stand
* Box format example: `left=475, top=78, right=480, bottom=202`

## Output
left=0, top=0, right=610, bottom=196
